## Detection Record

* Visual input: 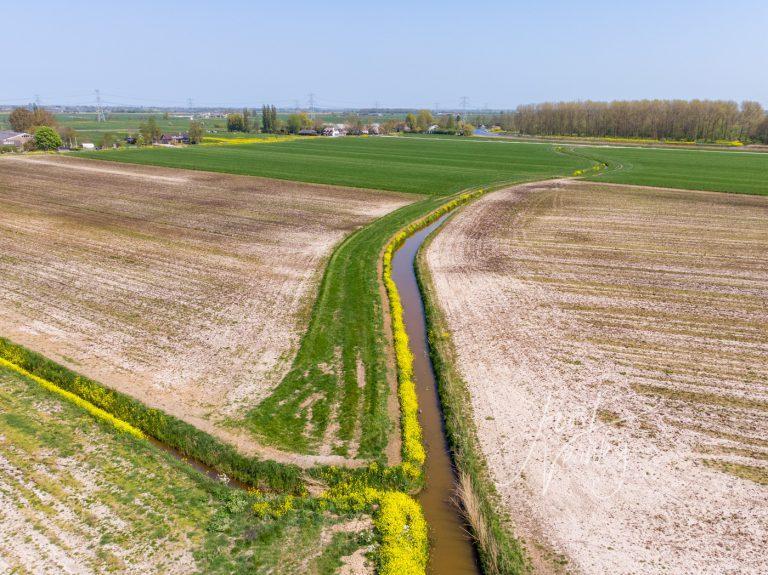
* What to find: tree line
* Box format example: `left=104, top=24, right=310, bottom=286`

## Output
left=472, top=100, right=768, bottom=143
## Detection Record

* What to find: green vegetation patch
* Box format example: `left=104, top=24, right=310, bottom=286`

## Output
left=582, top=145, right=768, bottom=195
left=80, top=136, right=587, bottom=195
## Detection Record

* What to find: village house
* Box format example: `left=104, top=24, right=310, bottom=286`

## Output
left=159, top=132, right=190, bottom=145
left=0, top=131, right=33, bottom=148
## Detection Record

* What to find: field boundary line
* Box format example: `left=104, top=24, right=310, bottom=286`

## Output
left=0, top=356, right=146, bottom=440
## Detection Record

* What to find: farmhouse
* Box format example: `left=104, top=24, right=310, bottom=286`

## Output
left=298, top=128, right=318, bottom=136
left=159, top=132, right=190, bottom=145
left=322, top=126, right=341, bottom=137
left=0, top=130, right=32, bottom=148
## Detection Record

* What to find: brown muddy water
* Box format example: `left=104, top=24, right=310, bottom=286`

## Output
left=392, top=214, right=481, bottom=575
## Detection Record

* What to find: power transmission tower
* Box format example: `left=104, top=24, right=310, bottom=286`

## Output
left=34, top=94, right=41, bottom=109
left=95, top=89, right=106, bottom=122
left=308, top=93, right=315, bottom=118
left=294, top=99, right=300, bottom=111
left=460, top=96, right=469, bottom=121
left=434, top=102, right=439, bottom=113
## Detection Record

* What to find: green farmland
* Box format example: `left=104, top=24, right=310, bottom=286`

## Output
left=80, top=136, right=587, bottom=195
left=581, top=144, right=768, bottom=195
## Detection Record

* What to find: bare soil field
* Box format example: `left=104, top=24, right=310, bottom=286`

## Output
left=0, top=155, right=412, bottom=455
left=426, top=180, right=768, bottom=574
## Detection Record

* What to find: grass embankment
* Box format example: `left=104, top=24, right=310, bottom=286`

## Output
left=0, top=364, right=373, bottom=574
left=77, top=137, right=590, bottom=457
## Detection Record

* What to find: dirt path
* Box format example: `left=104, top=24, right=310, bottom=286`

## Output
left=425, top=179, right=768, bottom=574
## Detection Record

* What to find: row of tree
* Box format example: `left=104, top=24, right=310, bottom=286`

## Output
left=472, top=100, right=768, bottom=143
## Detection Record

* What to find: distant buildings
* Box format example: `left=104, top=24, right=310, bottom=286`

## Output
left=0, top=131, right=32, bottom=148
left=159, top=133, right=190, bottom=145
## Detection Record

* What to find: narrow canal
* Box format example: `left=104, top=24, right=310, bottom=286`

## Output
left=391, top=214, right=481, bottom=575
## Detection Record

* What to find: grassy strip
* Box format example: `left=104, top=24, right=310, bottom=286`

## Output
left=416, top=228, right=529, bottom=574
left=0, top=337, right=304, bottom=494
left=0, top=356, right=145, bottom=440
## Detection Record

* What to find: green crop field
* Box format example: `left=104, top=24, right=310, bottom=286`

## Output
left=580, top=145, right=768, bottom=195
left=78, top=137, right=594, bottom=456
left=80, top=136, right=587, bottom=195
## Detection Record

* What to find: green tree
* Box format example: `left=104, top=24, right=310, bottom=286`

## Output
left=188, top=120, right=204, bottom=144
left=33, top=126, right=62, bottom=150
left=227, top=113, right=246, bottom=132
left=261, top=105, right=271, bottom=132
left=405, top=113, right=417, bottom=132
left=286, top=112, right=311, bottom=134
left=262, top=105, right=279, bottom=133
left=139, top=117, right=161, bottom=143
left=242, top=108, right=251, bottom=132
left=461, top=123, right=475, bottom=137
left=416, top=109, right=434, bottom=132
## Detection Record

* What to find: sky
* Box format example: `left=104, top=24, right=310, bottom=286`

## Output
left=3, top=0, right=767, bottom=110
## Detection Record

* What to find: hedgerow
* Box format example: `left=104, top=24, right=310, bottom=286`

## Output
left=0, top=337, right=304, bottom=494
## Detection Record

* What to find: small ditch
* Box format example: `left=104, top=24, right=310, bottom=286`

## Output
left=391, top=214, right=482, bottom=575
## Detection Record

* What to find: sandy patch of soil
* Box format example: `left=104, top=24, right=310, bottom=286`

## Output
left=426, top=180, right=768, bottom=574
left=0, top=155, right=412, bottom=454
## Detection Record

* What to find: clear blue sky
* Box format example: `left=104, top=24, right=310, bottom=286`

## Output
left=4, top=0, right=767, bottom=109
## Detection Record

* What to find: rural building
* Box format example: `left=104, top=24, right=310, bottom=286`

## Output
left=322, top=127, right=341, bottom=137
left=81, top=142, right=96, bottom=150
left=159, top=133, right=190, bottom=145
left=0, top=131, right=32, bottom=148
left=298, top=129, right=318, bottom=136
